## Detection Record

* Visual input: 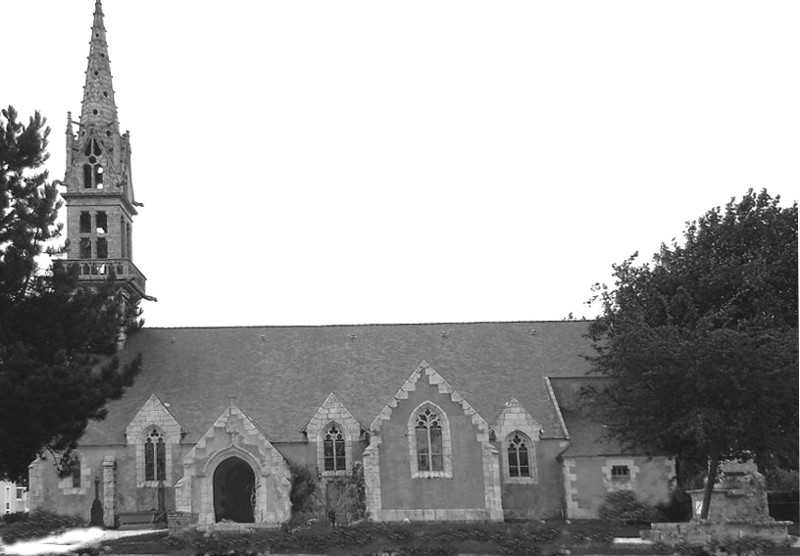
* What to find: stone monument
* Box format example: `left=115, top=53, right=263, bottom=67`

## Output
left=646, top=459, right=791, bottom=546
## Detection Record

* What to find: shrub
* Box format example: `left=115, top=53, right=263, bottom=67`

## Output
left=288, top=460, right=320, bottom=514
left=1, top=509, right=85, bottom=544
left=597, top=491, right=660, bottom=524
left=1, top=511, right=30, bottom=525
left=656, top=487, right=693, bottom=522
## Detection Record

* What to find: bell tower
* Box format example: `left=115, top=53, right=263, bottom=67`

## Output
left=62, top=0, right=146, bottom=300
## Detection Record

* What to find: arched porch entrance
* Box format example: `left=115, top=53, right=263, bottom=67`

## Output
left=213, top=456, right=255, bottom=523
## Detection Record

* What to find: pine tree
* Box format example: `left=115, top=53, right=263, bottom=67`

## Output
left=584, top=189, right=798, bottom=519
left=0, top=106, right=142, bottom=484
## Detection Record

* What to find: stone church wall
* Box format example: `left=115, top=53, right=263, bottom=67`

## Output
left=500, top=439, right=567, bottom=520
left=28, top=446, right=122, bottom=520
left=562, top=455, right=675, bottom=519
left=379, top=382, right=486, bottom=512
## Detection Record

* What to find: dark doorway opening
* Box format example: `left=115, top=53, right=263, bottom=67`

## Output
left=213, top=457, right=255, bottom=523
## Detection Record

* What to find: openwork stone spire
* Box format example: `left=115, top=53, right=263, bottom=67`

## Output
left=80, top=0, right=119, bottom=132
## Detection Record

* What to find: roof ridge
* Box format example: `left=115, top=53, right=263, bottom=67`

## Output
left=141, top=319, right=595, bottom=330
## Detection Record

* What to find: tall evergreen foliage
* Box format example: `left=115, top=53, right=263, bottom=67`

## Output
left=584, top=189, right=798, bottom=519
left=0, top=107, right=142, bottom=484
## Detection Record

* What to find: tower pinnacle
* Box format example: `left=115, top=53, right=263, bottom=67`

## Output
left=80, top=0, right=119, bottom=132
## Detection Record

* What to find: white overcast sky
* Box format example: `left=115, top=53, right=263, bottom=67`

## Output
left=4, top=1, right=799, bottom=328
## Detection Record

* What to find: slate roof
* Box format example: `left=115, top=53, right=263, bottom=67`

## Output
left=81, top=321, right=592, bottom=446
left=548, top=376, right=659, bottom=457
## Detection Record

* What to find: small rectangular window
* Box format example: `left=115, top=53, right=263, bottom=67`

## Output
left=72, top=461, right=81, bottom=489
left=16, top=488, right=23, bottom=500
left=80, top=212, right=92, bottom=233
left=611, top=465, right=630, bottom=480
left=96, top=211, right=107, bottom=234
left=80, top=238, right=92, bottom=259
left=96, top=238, right=108, bottom=259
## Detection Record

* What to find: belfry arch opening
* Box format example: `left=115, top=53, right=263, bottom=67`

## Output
left=213, top=456, right=255, bottom=523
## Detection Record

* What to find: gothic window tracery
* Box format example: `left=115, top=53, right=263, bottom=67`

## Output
left=144, top=429, right=166, bottom=482
left=323, top=425, right=346, bottom=471
left=415, top=408, right=444, bottom=472
left=507, top=434, right=530, bottom=478
left=82, top=139, right=105, bottom=189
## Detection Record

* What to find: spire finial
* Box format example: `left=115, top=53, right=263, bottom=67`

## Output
left=80, top=0, right=118, bottom=131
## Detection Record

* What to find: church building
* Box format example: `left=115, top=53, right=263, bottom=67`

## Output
left=27, top=1, right=676, bottom=528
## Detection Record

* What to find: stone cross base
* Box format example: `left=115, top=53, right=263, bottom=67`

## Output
left=644, top=520, right=791, bottom=545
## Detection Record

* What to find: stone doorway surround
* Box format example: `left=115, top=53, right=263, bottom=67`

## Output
left=175, top=404, right=291, bottom=527
left=213, top=455, right=255, bottom=523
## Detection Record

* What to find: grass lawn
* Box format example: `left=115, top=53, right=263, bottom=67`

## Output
left=4, top=514, right=798, bottom=556
left=98, top=520, right=800, bottom=556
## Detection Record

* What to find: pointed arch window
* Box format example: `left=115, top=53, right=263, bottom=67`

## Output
left=144, top=429, right=166, bottom=482
left=507, top=434, right=530, bottom=477
left=408, top=403, right=452, bottom=478
left=323, top=425, right=346, bottom=471
left=502, top=431, right=537, bottom=483
left=415, top=408, right=443, bottom=472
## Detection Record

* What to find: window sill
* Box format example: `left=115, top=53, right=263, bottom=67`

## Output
left=59, top=487, right=87, bottom=495
left=412, top=471, right=452, bottom=479
left=504, top=476, right=536, bottom=485
left=139, top=480, right=170, bottom=488
left=320, top=470, right=350, bottom=478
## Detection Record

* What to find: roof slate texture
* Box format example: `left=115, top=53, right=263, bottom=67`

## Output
left=81, top=321, right=592, bottom=446
left=548, top=376, right=647, bottom=457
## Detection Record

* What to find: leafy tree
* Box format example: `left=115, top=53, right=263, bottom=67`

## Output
left=584, top=189, right=798, bottom=519
left=0, top=106, right=142, bottom=484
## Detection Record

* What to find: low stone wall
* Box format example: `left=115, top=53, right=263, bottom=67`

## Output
left=645, top=520, right=791, bottom=545
left=167, top=511, right=198, bottom=533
